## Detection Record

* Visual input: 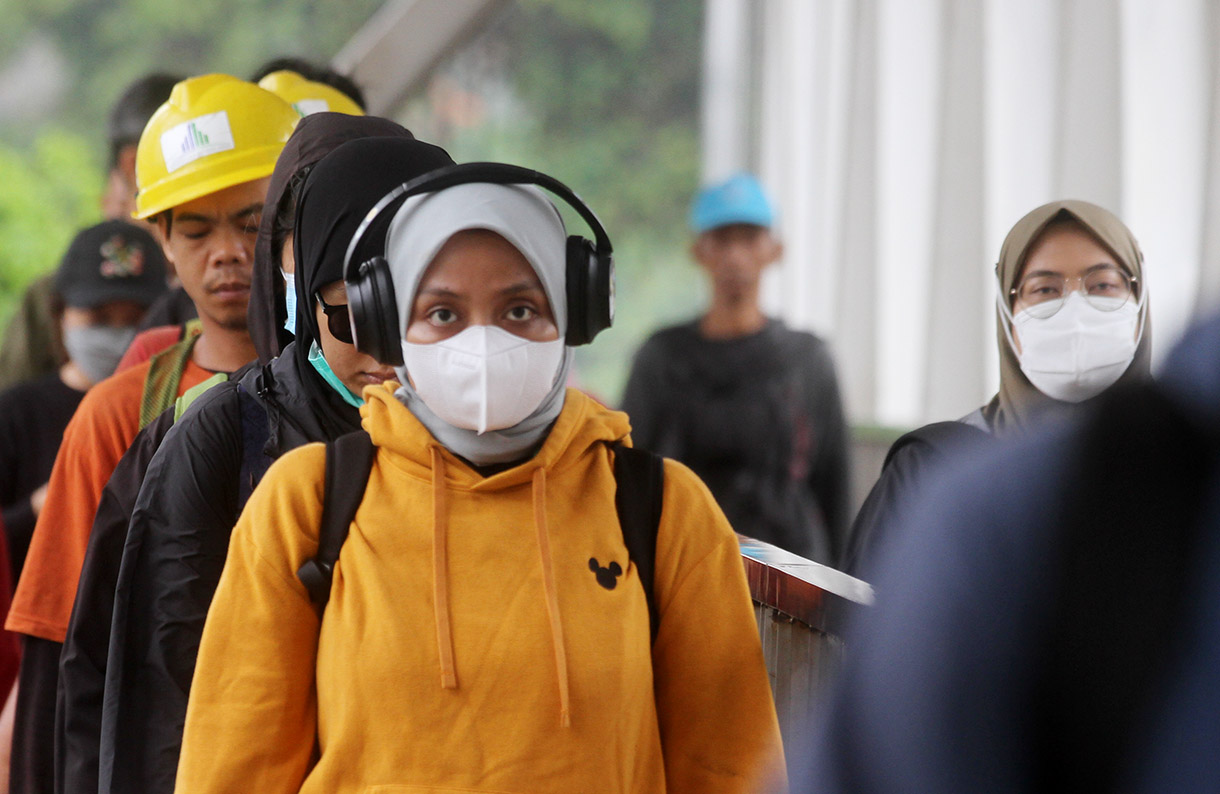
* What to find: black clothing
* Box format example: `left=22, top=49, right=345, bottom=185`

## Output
left=621, top=318, right=849, bottom=563
left=804, top=314, right=1220, bottom=793
left=54, top=408, right=176, bottom=794
left=0, top=373, right=85, bottom=581
left=249, top=112, right=418, bottom=364
left=291, top=134, right=453, bottom=437
left=136, top=285, right=196, bottom=331
left=12, top=636, right=60, bottom=794
left=842, top=420, right=993, bottom=578
left=55, top=132, right=455, bottom=794
left=96, top=353, right=356, bottom=794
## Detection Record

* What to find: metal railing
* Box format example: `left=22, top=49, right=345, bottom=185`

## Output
left=740, top=537, right=873, bottom=765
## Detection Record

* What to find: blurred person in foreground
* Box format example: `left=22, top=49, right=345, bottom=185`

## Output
left=0, top=73, right=180, bottom=391
left=804, top=302, right=1220, bottom=793
left=844, top=200, right=1151, bottom=577
left=0, top=221, right=166, bottom=584
left=622, top=173, right=849, bottom=564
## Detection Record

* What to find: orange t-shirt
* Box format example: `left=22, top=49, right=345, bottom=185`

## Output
left=6, top=355, right=213, bottom=642
left=117, top=325, right=184, bottom=373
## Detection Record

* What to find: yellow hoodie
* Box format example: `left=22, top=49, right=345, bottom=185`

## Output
left=177, top=384, right=786, bottom=793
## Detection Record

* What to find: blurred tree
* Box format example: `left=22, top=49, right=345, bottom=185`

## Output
left=0, top=0, right=705, bottom=403
left=0, top=0, right=382, bottom=335
left=400, top=0, right=705, bottom=401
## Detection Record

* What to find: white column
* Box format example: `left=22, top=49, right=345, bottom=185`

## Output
left=1197, top=0, right=1220, bottom=315
left=875, top=0, right=942, bottom=426
left=923, top=0, right=989, bottom=420
left=701, top=0, right=753, bottom=180
left=1053, top=0, right=1123, bottom=208
left=833, top=0, right=880, bottom=421
left=1120, top=0, right=1208, bottom=355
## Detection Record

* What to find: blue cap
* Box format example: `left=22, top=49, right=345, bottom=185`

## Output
left=690, top=173, right=774, bottom=233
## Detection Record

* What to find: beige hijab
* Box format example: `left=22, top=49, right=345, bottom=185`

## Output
left=980, top=199, right=1152, bottom=436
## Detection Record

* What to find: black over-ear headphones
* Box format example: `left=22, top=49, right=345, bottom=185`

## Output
left=342, top=162, right=615, bottom=366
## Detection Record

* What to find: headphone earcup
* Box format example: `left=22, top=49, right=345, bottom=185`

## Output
left=565, top=236, right=614, bottom=346
left=347, top=256, right=403, bottom=366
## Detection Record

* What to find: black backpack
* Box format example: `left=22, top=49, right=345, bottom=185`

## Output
left=296, top=433, right=666, bottom=640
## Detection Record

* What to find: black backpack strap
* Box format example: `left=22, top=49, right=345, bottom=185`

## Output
left=612, top=442, right=665, bottom=643
left=297, top=430, right=377, bottom=607
left=1033, top=381, right=1217, bottom=790
left=235, top=383, right=273, bottom=508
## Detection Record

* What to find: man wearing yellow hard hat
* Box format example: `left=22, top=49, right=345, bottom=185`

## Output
left=4, top=74, right=298, bottom=794
left=117, top=66, right=365, bottom=370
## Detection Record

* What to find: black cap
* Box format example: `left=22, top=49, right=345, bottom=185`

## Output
left=55, top=220, right=168, bottom=309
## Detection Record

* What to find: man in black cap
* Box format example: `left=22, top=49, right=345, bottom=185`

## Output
left=0, top=73, right=183, bottom=390
left=0, top=220, right=167, bottom=583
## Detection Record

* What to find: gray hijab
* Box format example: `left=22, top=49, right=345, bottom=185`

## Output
left=383, top=182, right=573, bottom=465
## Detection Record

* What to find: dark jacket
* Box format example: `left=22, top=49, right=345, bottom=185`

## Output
left=53, top=115, right=434, bottom=794
left=96, top=353, right=357, bottom=794
left=804, top=312, right=1220, bottom=793
left=842, top=419, right=993, bottom=578
left=622, top=318, right=849, bottom=563
left=54, top=128, right=454, bottom=794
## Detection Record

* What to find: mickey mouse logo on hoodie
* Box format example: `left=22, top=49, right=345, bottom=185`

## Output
left=588, top=558, right=622, bottom=590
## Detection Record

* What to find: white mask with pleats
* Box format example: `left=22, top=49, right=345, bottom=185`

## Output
left=399, top=324, right=565, bottom=434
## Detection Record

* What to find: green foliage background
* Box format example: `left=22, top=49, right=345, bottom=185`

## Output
left=0, top=0, right=704, bottom=403
left=398, top=0, right=706, bottom=402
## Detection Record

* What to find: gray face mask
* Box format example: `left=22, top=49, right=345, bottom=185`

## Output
left=63, top=325, right=137, bottom=384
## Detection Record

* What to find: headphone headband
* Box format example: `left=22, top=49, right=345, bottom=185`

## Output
left=342, top=161, right=613, bottom=280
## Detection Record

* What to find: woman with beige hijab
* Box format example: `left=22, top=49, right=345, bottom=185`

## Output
left=844, top=199, right=1150, bottom=575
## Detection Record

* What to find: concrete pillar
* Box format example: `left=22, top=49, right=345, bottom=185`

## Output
left=923, top=0, right=988, bottom=420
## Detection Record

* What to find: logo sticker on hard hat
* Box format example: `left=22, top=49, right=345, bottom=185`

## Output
left=160, top=110, right=237, bottom=173
left=292, top=99, right=330, bottom=117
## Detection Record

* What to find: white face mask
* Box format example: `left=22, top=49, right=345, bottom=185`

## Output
left=399, top=325, right=565, bottom=434
left=1012, top=292, right=1141, bottom=403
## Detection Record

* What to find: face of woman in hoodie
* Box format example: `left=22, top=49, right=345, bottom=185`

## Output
left=405, top=229, right=559, bottom=345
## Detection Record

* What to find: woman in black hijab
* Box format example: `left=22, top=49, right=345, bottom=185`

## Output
left=56, top=119, right=453, bottom=794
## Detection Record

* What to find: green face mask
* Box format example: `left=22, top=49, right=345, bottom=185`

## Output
left=308, top=341, right=364, bottom=408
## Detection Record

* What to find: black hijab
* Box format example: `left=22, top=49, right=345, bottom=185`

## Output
left=248, top=112, right=417, bottom=364
left=291, top=136, right=455, bottom=432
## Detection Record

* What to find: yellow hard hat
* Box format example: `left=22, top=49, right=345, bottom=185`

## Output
left=257, top=70, right=364, bottom=118
left=134, top=74, right=299, bottom=219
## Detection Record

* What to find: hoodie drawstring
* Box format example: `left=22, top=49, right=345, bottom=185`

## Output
left=431, top=447, right=458, bottom=689
left=532, top=467, right=572, bottom=728
left=427, top=449, right=569, bottom=726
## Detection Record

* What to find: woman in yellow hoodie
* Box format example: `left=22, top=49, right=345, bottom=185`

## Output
left=176, top=141, right=787, bottom=794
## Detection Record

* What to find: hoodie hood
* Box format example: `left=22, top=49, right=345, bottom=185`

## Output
left=361, top=383, right=629, bottom=488
left=249, top=112, right=418, bottom=365
left=359, top=382, right=629, bottom=726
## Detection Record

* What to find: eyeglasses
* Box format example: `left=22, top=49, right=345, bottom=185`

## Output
left=1010, top=266, right=1137, bottom=318
left=315, top=294, right=354, bottom=344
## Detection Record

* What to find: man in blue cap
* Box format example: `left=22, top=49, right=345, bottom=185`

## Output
left=621, top=173, right=849, bottom=564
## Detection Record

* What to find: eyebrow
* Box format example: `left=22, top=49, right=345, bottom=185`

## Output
left=500, top=281, right=545, bottom=295
left=417, top=287, right=463, bottom=299
left=173, top=212, right=214, bottom=225
left=1023, top=262, right=1120, bottom=279
left=174, top=203, right=263, bottom=226
left=228, top=203, right=264, bottom=222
